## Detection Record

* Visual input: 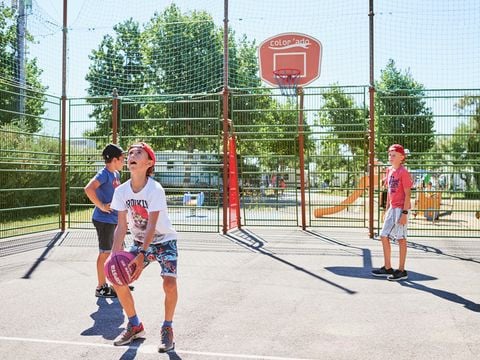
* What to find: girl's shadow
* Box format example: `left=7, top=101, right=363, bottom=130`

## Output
left=81, top=297, right=125, bottom=340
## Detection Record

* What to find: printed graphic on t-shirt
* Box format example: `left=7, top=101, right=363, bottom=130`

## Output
left=127, top=200, right=149, bottom=242
left=389, top=175, right=400, bottom=194
left=131, top=204, right=148, bottom=231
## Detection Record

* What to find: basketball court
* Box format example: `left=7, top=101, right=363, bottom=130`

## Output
left=0, top=227, right=479, bottom=359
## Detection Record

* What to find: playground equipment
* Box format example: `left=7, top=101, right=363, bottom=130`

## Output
left=413, top=190, right=452, bottom=221
left=183, top=192, right=205, bottom=217
left=314, top=176, right=376, bottom=218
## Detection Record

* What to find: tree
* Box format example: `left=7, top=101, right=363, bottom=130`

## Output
left=142, top=4, right=223, bottom=95
left=375, top=59, right=434, bottom=156
left=0, top=4, right=47, bottom=133
left=454, top=96, right=480, bottom=191
left=84, top=19, right=146, bottom=141
left=139, top=4, right=262, bottom=153
left=86, top=19, right=146, bottom=97
left=85, top=3, right=266, bottom=154
left=311, top=86, right=368, bottom=186
left=318, top=86, right=367, bottom=156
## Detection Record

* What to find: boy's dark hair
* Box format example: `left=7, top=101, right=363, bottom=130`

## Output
left=102, top=144, right=124, bottom=163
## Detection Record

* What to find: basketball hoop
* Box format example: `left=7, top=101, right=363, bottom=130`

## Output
left=273, top=68, right=300, bottom=97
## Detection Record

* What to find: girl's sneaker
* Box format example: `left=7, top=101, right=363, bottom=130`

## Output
left=158, top=326, right=175, bottom=353
left=114, top=323, right=146, bottom=346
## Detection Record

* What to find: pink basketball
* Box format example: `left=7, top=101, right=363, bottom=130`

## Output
left=104, top=251, right=136, bottom=286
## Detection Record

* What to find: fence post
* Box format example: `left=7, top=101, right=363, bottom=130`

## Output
left=368, top=0, right=375, bottom=238
left=298, top=87, right=307, bottom=230
left=60, top=0, right=68, bottom=231
left=112, top=88, right=118, bottom=144
left=222, top=0, right=230, bottom=233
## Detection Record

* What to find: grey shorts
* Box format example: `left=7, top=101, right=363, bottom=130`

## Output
left=380, top=207, right=408, bottom=240
left=93, top=220, right=116, bottom=252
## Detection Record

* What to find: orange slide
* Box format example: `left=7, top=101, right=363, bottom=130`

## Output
left=314, top=176, right=377, bottom=218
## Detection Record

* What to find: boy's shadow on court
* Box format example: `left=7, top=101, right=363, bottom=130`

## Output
left=306, top=232, right=480, bottom=313
left=325, top=248, right=437, bottom=281
left=399, top=280, right=480, bottom=312
left=328, top=257, right=480, bottom=313
left=81, top=298, right=125, bottom=340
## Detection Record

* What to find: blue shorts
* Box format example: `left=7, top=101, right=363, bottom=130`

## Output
left=129, top=240, right=178, bottom=278
left=380, top=207, right=408, bottom=240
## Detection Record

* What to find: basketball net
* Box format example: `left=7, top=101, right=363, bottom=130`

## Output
left=273, top=68, right=300, bottom=97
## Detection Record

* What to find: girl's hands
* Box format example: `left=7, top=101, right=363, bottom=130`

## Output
left=129, top=254, right=145, bottom=281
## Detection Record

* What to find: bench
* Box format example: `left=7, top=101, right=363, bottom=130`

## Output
left=183, top=192, right=205, bottom=217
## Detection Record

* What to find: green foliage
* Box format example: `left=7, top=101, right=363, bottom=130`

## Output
left=0, top=4, right=47, bottom=133
left=139, top=94, right=220, bottom=152
left=375, top=59, right=435, bottom=155
left=318, top=86, right=367, bottom=155
left=86, top=19, right=146, bottom=97
left=85, top=4, right=260, bottom=97
left=232, top=93, right=314, bottom=172
left=0, top=124, right=60, bottom=219
left=84, top=4, right=265, bottom=152
left=314, top=86, right=367, bottom=182
left=454, top=96, right=480, bottom=190
left=142, top=5, right=223, bottom=94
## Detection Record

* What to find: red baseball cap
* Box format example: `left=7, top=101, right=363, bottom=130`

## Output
left=388, top=144, right=406, bottom=156
left=128, top=142, right=156, bottom=165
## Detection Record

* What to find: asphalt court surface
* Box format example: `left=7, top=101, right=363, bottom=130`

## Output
left=0, top=227, right=479, bottom=360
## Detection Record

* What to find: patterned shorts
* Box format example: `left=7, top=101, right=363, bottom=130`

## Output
left=380, top=207, right=408, bottom=240
left=129, top=240, right=178, bottom=277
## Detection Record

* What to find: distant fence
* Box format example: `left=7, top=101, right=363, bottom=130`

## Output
left=1, top=86, right=479, bottom=240
left=0, top=81, right=61, bottom=239
left=67, top=94, right=223, bottom=233
left=376, top=89, right=480, bottom=238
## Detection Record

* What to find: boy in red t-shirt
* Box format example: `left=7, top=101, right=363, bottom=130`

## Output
left=372, top=144, right=412, bottom=281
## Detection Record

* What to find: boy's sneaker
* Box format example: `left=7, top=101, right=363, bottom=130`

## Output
left=388, top=269, right=408, bottom=281
left=371, top=266, right=394, bottom=277
left=114, top=322, right=146, bottom=346
left=95, top=284, right=117, bottom=298
left=158, top=326, right=175, bottom=353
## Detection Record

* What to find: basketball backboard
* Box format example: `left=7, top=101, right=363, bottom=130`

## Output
left=258, top=32, right=322, bottom=87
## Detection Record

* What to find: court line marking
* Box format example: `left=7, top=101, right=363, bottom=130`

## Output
left=0, top=336, right=319, bottom=360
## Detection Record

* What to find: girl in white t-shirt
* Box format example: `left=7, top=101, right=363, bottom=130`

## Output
left=110, top=142, right=177, bottom=353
